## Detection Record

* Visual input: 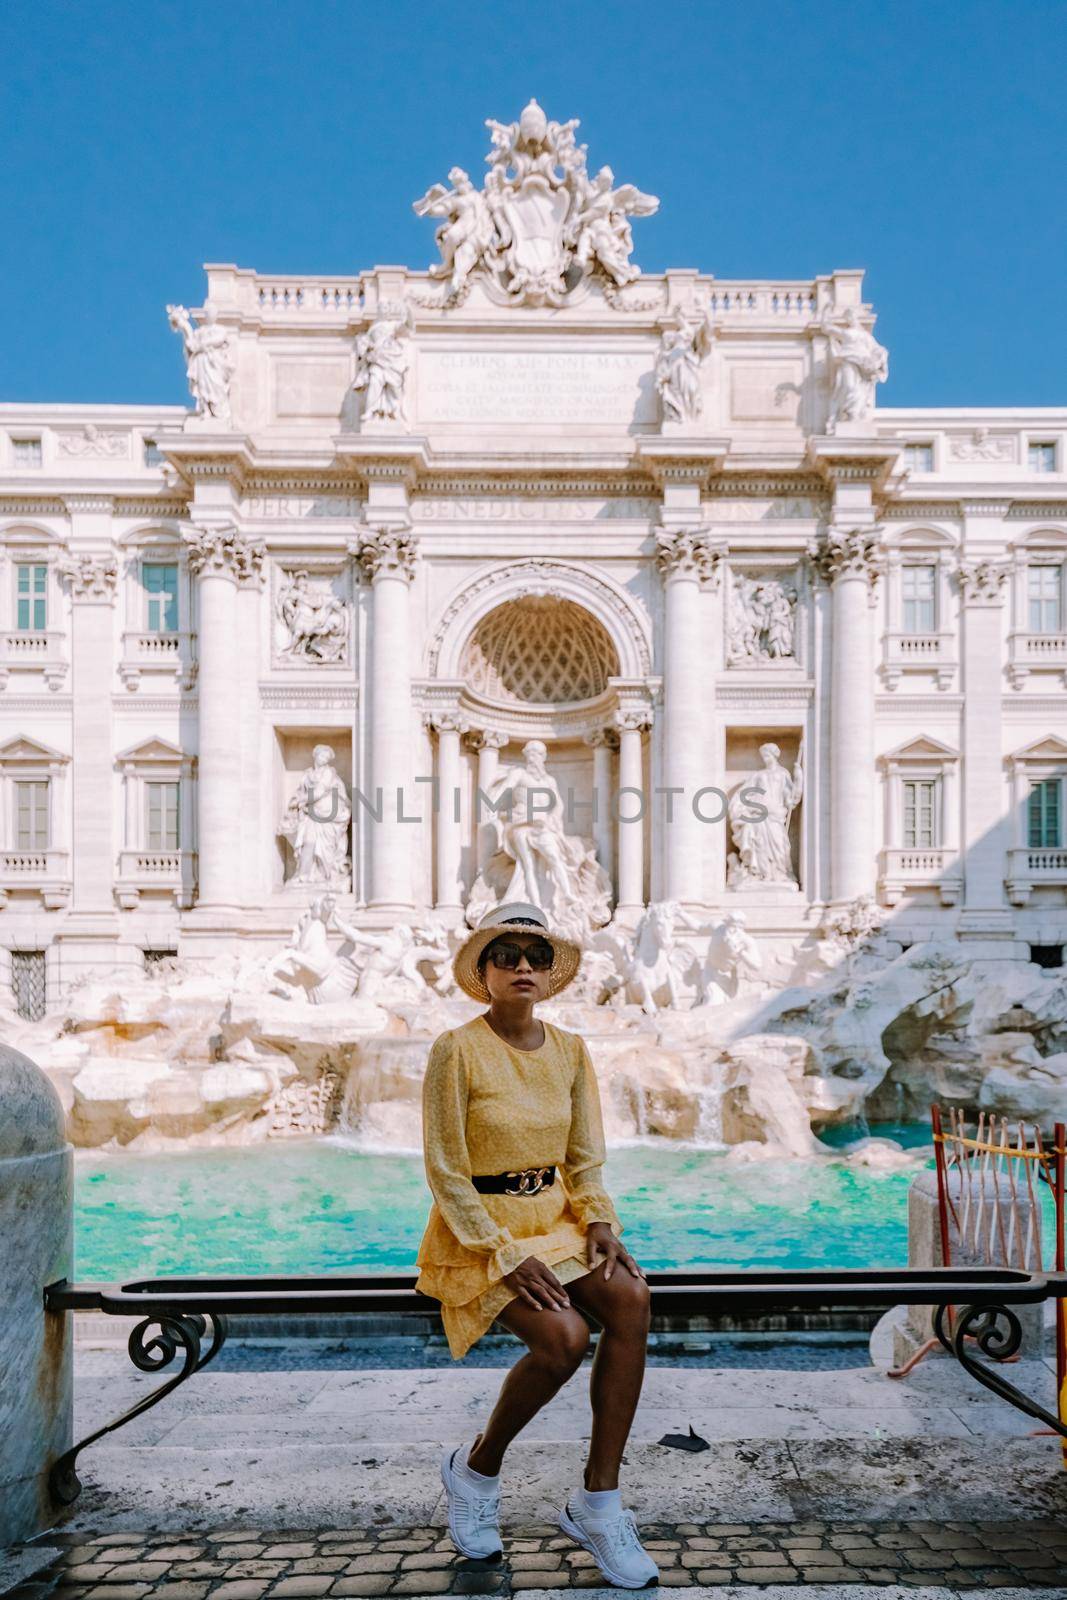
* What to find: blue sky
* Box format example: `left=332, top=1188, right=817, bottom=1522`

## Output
left=2, top=0, right=1064, bottom=408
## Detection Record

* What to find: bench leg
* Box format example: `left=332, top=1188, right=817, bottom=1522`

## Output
left=935, top=1301, right=1067, bottom=1438
left=50, top=1311, right=228, bottom=1506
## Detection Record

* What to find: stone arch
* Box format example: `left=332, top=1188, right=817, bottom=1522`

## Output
left=427, top=558, right=652, bottom=684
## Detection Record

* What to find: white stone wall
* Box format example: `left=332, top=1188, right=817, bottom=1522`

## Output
left=1, top=261, right=1065, bottom=1005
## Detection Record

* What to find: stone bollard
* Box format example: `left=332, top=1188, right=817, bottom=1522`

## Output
left=892, top=1167, right=1044, bottom=1369
left=0, top=1044, right=73, bottom=1544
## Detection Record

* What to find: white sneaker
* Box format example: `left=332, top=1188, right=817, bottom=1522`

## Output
left=440, top=1442, right=503, bottom=1560
left=559, top=1493, right=660, bottom=1588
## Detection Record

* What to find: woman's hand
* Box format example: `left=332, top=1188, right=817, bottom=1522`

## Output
left=503, top=1255, right=573, bottom=1312
left=585, top=1221, right=646, bottom=1281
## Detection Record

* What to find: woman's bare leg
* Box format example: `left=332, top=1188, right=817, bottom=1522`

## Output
left=565, top=1263, right=651, bottom=1490
left=466, top=1300, right=590, bottom=1476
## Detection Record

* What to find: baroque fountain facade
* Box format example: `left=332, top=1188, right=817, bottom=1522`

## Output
left=1, top=101, right=1066, bottom=1154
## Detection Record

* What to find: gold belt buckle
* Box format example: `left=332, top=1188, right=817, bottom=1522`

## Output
left=504, top=1166, right=550, bottom=1195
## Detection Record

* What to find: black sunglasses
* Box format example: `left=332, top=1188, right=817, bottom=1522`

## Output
left=482, top=939, right=555, bottom=971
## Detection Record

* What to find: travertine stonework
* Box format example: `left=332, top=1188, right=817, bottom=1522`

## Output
left=1, top=101, right=1065, bottom=1012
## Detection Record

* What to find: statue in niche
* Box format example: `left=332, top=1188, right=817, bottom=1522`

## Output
left=275, top=570, right=348, bottom=663
left=654, top=308, right=714, bottom=424
left=413, top=167, right=499, bottom=297
left=727, top=576, right=798, bottom=664
left=278, top=744, right=352, bottom=888
left=353, top=303, right=414, bottom=422
left=819, top=304, right=889, bottom=431
left=727, top=741, right=803, bottom=888
left=166, top=301, right=236, bottom=426
left=465, top=738, right=611, bottom=944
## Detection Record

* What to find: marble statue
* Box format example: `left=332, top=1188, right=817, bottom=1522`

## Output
left=166, top=301, right=235, bottom=426
left=694, top=912, right=764, bottom=1006
left=599, top=901, right=697, bottom=1014
left=329, top=919, right=431, bottom=1003
left=819, top=305, right=888, bottom=431
left=353, top=304, right=413, bottom=422
left=655, top=310, right=714, bottom=424
left=275, top=570, right=348, bottom=663
left=264, top=894, right=351, bottom=1003
left=414, top=99, right=657, bottom=306
left=727, top=742, right=803, bottom=888
left=413, top=167, right=499, bottom=297
left=727, top=576, right=798, bottom=663
left=465, top=738, right=612, bottom=943
left=567, top=165, right=660, bottom=288
left=278, top=744, right=352, bottom=887
left=817, top=893, right=885, bottom=961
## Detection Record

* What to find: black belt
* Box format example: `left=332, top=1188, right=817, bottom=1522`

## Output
left=472, top=1165, right=556, bottom=1195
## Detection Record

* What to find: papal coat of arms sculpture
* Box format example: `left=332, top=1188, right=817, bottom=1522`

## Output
left=412, top=97, right=659, bottom=306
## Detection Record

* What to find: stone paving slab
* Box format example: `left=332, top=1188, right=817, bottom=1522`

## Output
left=3, top=1520, right=1066, bottom=1599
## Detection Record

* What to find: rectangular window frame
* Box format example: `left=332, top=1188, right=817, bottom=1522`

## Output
left=11, top=436, right=43, bottom=469
left=145, top=780, right=180, bottom=851
left=1028, top=779, right=1062, bottom=849
left=900, top=562, right=938, bottom=634
left=142, top=561, right=179, bottom=633
left=15, top=563, right=48, bottom=632
left=904, top=442, right=935, bottom=474
left=902, top=777, right=939, bottom=849
left=1027, top=441, right=1058, bottom=474
left=14, top=778, right=50, bottom=851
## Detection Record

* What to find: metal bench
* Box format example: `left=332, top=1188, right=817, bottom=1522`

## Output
left=44, top=1265, right=1067, bottom=1505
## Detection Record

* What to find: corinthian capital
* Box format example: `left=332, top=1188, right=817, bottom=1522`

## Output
left=815, top=526, right=884, bottom=585
left=58, top=551, right=119, bottom=601
left=613, top=705, right=654, bottom=734
left=352, top=523, right=419, bottom=583
left=424, top=709, right=471, bottom=736
left=957, top=558, right=1009, bottom=606
left=184, top=524, right=265, bottom=585
left=654, top=525, right=723, bottom=585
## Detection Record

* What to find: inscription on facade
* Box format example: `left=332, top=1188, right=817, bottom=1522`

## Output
left=417, top=349, right=655, bottom=425
left=414, top=496, right=658, bottom=522
left=243, top=495, right=364, bottom=519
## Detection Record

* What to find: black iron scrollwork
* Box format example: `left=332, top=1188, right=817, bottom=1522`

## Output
left=936, top=1300, right=1067, bottom=1438
left=49, top=1311, right=228, bottom=1506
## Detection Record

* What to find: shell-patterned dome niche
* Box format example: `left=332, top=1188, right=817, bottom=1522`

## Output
left=460, top=597, right=619, bottom=705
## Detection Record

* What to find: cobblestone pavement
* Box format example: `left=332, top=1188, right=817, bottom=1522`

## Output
left=4, top=1519, right=1066, bottom=1599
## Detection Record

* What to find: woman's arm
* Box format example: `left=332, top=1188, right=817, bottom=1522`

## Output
left=561, top=1037, right=624, bottom=1235
left=422, top=1031, right=530, bottom=1284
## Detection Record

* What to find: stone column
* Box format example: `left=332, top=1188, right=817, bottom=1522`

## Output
left=182, top=525, right=264, bottom=915
left=470, top=729, right=508, bottom=874
left=613, top=707, right=652, bottom=914
left=819, top=528, right=882, bottom=903
left=0, top=1045, right=72, bottom=1543
left=584, top=727, right=618, bottom=893
left=654, top=527, right=721, bottom=905
left=54, top=527, right=127, bottom=987
left=426, top=710, right=469, bottom=912
left=354, top=524, right=419, bottom=914
left=957, top=559, right=1012, bottom=939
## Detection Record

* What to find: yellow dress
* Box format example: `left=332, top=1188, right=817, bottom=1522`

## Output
left=415, top=1012, right=624, bottom=1359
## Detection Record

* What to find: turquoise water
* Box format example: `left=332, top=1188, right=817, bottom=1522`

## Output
left=73, top=1124, right=937, bottom=1280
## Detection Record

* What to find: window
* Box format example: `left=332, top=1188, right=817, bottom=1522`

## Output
left=1030, top=944, right=1064, bottom=969
left=146, top=781, right=180, bottom=849
left=904, top=443, right=934, bottom=473
left=1027, top=564, right=1063, bottom=633
left=1028, top=779, right=1062, bottom=848
left=1028, top=442, right=1057, bottom=473
left=143, top=562, right=179, bottom=633
left=901, top=564, right=937, bottom=633
left=903, top=779, right=938, bottom=848
left=15, top=564, right=47, bottom=631
left=12, top=951, right=46, bottom=1021
left=143, top=438, right=165, bottom=467
left=12, top=437, right=42, bottom=468
left=15, top=779, right=49, bottom=850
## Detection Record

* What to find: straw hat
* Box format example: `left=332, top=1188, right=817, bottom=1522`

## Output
left=452, top=901, right=582, bottom=1003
